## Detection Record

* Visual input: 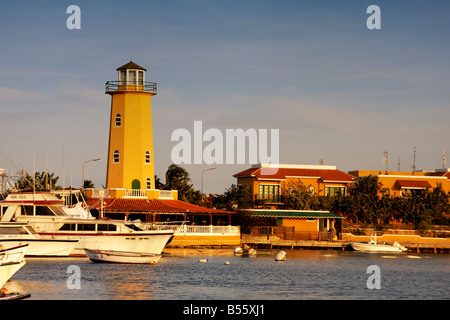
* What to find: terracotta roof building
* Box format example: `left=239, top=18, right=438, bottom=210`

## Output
left=86, top=197, right=235, bottom=225
left=349, top=169, right=450, bottom=197
left=234, top=164, right=355, bottom=207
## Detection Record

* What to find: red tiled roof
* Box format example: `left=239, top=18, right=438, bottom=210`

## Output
left=396, top=180, right=433, bottom=189
left=428, top=171, right=450, bottom=179
left=86, top=198, right=233, bottom=214
left=234, top=167, right=354, bottom=182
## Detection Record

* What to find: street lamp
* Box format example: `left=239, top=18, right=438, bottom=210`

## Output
left=82, top=157, right=101, bottom=189
left=201, top=166, right=217, bottom=204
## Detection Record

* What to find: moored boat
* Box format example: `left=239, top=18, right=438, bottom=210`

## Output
left=0, top=244, right=28, bottom=264
left=0, top=223, right=78, bottom=256
left=85, top=248, right=161, bottom=264
left=350, top=233, right=407, bottom=253
left=0, top=191, right=174, bottom=256
left=0, top=244, right=28, bottom=289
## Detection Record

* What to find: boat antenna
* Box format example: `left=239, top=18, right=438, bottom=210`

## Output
left=443, top=148, right=447, bottom=169
left=62, top=132, right=66, bottom=194
left=46, top=150, right=49, bottom=190
left=33, top=145, right=36, bottom=201
left=383, top=150, right=389, bottom=174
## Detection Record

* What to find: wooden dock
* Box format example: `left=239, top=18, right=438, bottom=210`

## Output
left=241, top=234, right=349, bottom=251
left=241, top=234, right=450, bottom=253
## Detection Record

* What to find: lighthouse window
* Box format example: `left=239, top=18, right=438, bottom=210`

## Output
left=113, top=150, right=120, bottom=163
left=115, top=114, right=122, bottom=127
left=120, top=70, right=126, bottom=84
left=145, top=151, right=151, bottom=163
left=129, top=70, right=136, bottom=84
left=138, top=71, right=144, bottom=85
left=146, top=178, right=152, bottom=189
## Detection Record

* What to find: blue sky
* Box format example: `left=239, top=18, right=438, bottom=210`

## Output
left=0, top=0, right=449, bottom=193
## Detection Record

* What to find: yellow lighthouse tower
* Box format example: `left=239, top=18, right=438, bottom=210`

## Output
left=105, top=61, right=156, bottom=193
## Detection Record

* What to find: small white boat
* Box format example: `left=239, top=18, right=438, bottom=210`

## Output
left=0, top=244, right=28, bottom=289
left=0, top=261, right=26, bottom=290
left=350, top=233, right=407, bottom=253
left=85, top=248, right=161, bottom=264
left=0, top=244, right=28, bottom=264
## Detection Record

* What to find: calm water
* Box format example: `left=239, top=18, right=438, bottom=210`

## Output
left=5, top=249, right=450, bottom=300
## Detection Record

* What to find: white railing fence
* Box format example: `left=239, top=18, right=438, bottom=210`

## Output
left=136, top=221, right=240, bottom=235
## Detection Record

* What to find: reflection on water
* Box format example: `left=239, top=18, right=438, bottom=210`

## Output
left=5, top=250, right=450, bottom=300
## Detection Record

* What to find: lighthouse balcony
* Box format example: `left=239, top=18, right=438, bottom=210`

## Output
left=85, top=188, right=177, bottom=200
left=106, top=81, right=157, bottom=93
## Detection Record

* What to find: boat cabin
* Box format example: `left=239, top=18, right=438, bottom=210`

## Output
left=1, top=192, right=68, bottom=222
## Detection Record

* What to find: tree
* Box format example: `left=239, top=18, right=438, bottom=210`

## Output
left=213, top=184, right=254, bottom=211
left=349, top=175, right=382, bottom=223
left=83, top=179, right=94, bottom=189
left=15, top=171, right=60, bottom=190
left=284, top=179, right=316, bottom=210
left=154, top=175, right=164, bottom=189
left=425, top=184, right=450, bottom=225
left=163, top=164, right=201, bottom=204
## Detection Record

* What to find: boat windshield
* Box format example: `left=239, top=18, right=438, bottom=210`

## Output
left=0, top=226, right=28, bottom=235
left=20, top=205, right=66, bottom=216
left=48, top=205, right=67, bottom=216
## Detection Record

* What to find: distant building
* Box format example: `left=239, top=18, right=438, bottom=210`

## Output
left=233, top=163, right=355, bottom=207
left=349, top=169, right=450, bottom=197
left=242, top=209, right=344, bottom=241
left=233, top=164, right=352, bottom=240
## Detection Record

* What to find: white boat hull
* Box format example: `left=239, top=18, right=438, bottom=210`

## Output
left=0, top=245, right=28, bottom=288
left=0, top=244, right=28, bottom=264
left=350, top=242, right=405, bottom=252
left=85, top=248, right=161, bottom=264
left=0, top=261, right=26, bottom=289
left=40, top=232, right=174, bottom=256
left=0, top=239, right=78, bottom=257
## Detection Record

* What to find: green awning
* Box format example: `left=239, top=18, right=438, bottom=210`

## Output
left=243, top=209, right=344, bottom=219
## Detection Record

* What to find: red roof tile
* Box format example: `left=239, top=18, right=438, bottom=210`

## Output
left=428, top=171, right=450, bottom=179
left=396, top=180, right=432, bottom=189
left=86, top=198, right=233, bottom=214
left=234, top=167, right=354, bottom=182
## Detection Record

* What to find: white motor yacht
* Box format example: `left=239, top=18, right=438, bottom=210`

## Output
left=0, top=191, right=174, bottom=257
